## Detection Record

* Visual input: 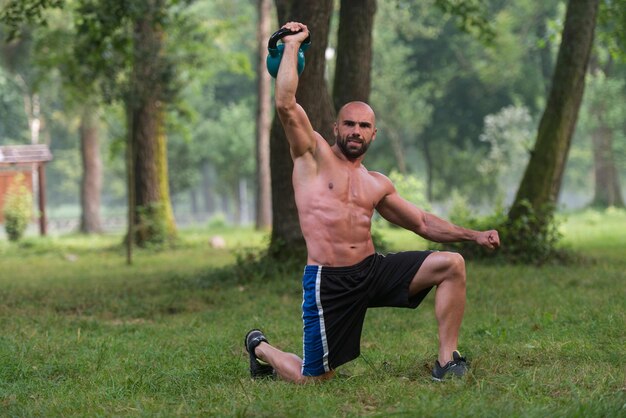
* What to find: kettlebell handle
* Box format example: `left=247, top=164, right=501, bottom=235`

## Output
left=268, top=28, right=311, bottom=51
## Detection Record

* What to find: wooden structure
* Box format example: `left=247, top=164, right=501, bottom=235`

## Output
left=0, top=144, right=53, bottom=236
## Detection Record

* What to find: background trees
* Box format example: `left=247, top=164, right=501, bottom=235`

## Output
left=0, top=0, right=624, bottom=260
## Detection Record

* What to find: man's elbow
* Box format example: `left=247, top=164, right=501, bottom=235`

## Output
left=275, top=97, right=296, bottom=116
left=276, top=100, right=300, bottom=127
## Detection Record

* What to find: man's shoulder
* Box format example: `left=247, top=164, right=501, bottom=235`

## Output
left=365, top=170, right=395, bottom=194
left=367, top=170, right=392, bottom=183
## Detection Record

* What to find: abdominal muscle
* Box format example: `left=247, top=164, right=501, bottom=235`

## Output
left=295, top=184, right=378, bottom=267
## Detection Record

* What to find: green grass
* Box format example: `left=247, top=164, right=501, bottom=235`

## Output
left=0, top=211, right=625, bottom=417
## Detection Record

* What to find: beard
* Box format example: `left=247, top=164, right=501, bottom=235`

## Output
left=336, top=135, right=370, bottom=159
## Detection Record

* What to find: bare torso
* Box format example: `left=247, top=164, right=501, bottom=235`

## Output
left=294, top=135, right=391, bottom=266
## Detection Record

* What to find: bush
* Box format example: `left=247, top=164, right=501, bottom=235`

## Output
left=3, top=174, right=33, bottom=242
left=207, top=213, right=228, bottom=229
left=499, top=201, right=565, bottom=264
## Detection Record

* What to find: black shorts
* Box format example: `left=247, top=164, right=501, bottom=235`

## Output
left=301, top=251, right=433, bottom=376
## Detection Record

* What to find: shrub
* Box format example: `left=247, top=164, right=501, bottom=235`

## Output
left=388, top=170, right=430, bottom=211
left=3, top=174, right=33, bottom=242
left=207, top=213, right=228, bottom=229
left=499, top=201, right=565, bottom=264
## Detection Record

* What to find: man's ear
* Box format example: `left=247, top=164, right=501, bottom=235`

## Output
left=333, top=122, right=338, bottom=136
left=372, top=127, right=378, bottom=141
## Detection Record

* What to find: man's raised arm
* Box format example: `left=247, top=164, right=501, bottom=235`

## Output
left=274, top=22, right=317, bottom=159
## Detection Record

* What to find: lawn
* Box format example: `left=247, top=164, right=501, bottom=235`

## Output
left=0, top=210, right=624, bottom=417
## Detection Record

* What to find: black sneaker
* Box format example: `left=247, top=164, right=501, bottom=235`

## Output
left=244, top=329, right=275, bottom=379
left=431, top=350, right=468, bottom=381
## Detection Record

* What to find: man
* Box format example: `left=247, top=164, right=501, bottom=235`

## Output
left=245, top=21, right=500, bottom=383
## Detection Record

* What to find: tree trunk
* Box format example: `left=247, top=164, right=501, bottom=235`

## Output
left=128, top=2, right=177, bottom=246
left=256, top=0, right=273, bottom=230
left=591, top=122, right=624, bottom=208
left=155, top=105, right=177, bottom=237
left=233, top=180, right=242, bottom=226
left=388, top=129, right=407, bottom=175
left=509, top=0, right=599, bottom=221
left=201, top=160, right=215, bottom=214
left=269, top=0, right=335, bottom=258
left=190, top=189, right=198, bottom=215
left=79, top=106, right=103, bottom=233
left=333, top=0, right=376, bottom=110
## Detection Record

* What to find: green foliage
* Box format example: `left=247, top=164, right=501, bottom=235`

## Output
left=441, top=198, right=565, bottom=265
left=388, top=170, right=431, bottom=211
left=478, top=105, right=535, bottom=197
left=207, top=212, right=228, bottom=229
left=598, top=0, right=626, bottom=61
left=498, top=200, right=565, bottom=264
left=377, top=0, right=553, bottom=202
left=0, top=0, right=65, bottom=41
left=1, top=0, right=621, bottom=227
left=369, top=1, right=434, bottom=176
left=433, top=0, right=496, bottom=44
left=374, top=171, right=429, bottom=249
left=163, top=0, right=256, bottom=199
left=3, top=174, right=33, bottom=242
left=200, top=100, right=255, bottom=196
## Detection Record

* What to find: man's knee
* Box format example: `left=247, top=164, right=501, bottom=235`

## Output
left=448, top=251, right=465, bottom=271
left=435, top=251, right=466, bottom=283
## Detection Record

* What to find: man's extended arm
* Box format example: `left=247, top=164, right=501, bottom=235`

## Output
left=376, top=185, right=500, bottom=250
left=274, top=22, right=317, bottom=159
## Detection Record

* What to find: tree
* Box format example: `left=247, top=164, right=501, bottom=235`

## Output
left=1, top=0, right=178, bottom=243
left=580, top=70, right=625, bottom=208
left=582, top=0, right=626, bottom=208
left=126, top=0, right=176, bottom=245
left=508, top=0, right=600, bottom=221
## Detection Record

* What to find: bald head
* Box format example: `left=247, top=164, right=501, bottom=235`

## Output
left=337, top=101, right=376, bottom=126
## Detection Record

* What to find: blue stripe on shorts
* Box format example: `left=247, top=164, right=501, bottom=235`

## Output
left=301, top=265, right=330, bottom=376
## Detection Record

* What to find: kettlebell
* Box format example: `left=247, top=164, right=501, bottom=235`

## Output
left=266, top=28, right=311, bottom=78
